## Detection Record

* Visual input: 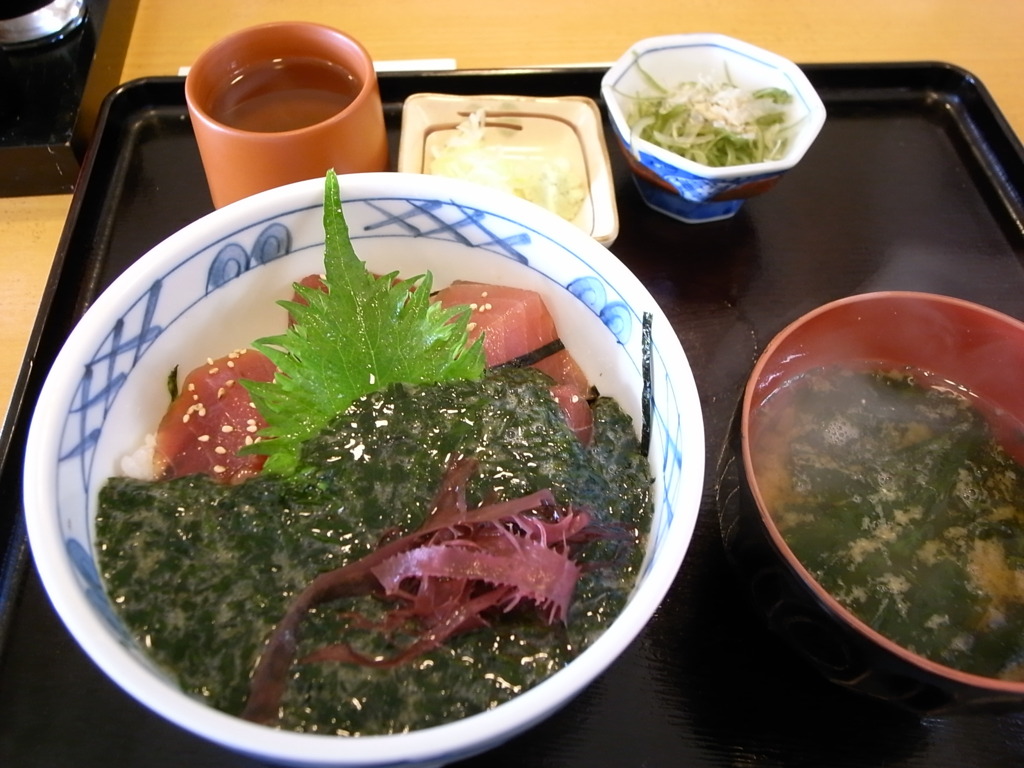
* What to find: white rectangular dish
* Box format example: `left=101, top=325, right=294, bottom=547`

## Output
left=398, top=93, right=620, bottom=245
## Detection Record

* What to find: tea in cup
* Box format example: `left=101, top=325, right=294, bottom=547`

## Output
left=185, top=22, right=388, bottom=208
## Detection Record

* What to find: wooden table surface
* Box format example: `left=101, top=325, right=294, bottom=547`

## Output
left=4, top=0, right=1024, bottom=418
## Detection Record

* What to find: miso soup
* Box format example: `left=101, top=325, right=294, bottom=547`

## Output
left=750, top=365, right=1024, bottom=680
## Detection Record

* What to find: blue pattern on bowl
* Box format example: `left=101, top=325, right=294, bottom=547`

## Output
left=206, top=222, right=292, bottom=292
left=630, top=176, right=745, bottom=224
left=631, top=147, right=783, bottom=203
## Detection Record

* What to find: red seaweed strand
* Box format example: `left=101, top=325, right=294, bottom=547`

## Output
left=242, top=453, right=603, bottom=725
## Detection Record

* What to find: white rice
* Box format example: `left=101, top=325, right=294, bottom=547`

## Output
left=120, top=433, right=158, bottom=481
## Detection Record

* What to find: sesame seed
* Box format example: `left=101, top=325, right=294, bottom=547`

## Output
left=197, top=435, right=211, bottom=442
left=246, top=425, right=258, bottom=433
left=181, top=413, right=190, bottom=423
left=206, top=357, right=214, bottom=365
left=217, top=387, right=226, bottom=399
left=187, top=383, right=196, bottom=392
left=213, top=465, right=226, bottom=473
left=208, top=367, right=219, bottom=375
left=221, top=425, right=234, bottom=433
left=225, top=379, right=235, bottom=388
left=227, top=360, right=235, bottom=368
left=244, top=436, right=254, bottom=446
left=214, top=446, right=227, bottom=455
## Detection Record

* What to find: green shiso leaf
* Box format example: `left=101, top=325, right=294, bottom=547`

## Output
left=243, top=170, right=486, bottom=475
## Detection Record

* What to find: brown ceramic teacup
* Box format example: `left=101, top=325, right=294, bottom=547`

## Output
left=185, top=22, right=388, bottom=208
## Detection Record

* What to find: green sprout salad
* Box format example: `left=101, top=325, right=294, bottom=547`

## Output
left=620, top=63, right=795, bottom=168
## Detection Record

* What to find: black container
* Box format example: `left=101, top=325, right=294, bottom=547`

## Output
left=4, top=64, right=1024, bottom=767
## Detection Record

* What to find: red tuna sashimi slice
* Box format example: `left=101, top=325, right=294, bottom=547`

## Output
left=434, top=281, right=593, bottom=441
left=433, top=281, right=589, bottom=386
left=533, top=347, right=591, bottom=394
left=433, top=281, right=555, bottom=367
left=153, top=348, right=277, bottom=484
left=550, top=383, right=594, bottom=445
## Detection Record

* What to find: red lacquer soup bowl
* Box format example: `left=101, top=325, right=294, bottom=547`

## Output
left=724, top=291, right=1024, bottom=715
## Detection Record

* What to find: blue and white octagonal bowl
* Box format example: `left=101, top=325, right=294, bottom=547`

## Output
left=23, top=172, right=704, bottom=768
left=601, top=33, right=826, bottom=223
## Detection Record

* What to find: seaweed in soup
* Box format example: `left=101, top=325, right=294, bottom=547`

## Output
left=751, top=366, right=1024, bottom=680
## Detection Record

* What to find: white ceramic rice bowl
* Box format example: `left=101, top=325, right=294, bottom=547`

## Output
left=23, top=172, right=704, bottom=767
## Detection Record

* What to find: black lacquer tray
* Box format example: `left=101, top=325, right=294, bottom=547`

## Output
left=4, top=64, right=1024, bottom=767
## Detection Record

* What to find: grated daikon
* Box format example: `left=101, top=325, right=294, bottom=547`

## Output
left=429, top=109, right=586, bottom=221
